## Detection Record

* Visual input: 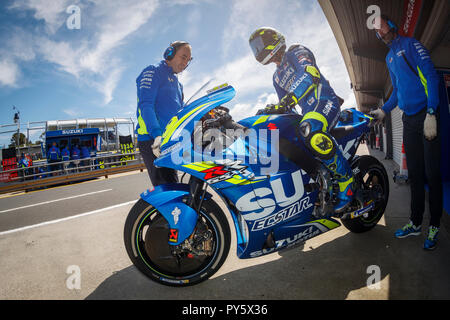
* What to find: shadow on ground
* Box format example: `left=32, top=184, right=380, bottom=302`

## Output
left=86, top=222, right=450, bottom=300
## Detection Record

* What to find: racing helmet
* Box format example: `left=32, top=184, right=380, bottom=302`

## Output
left=249, top=27, right=286, bottom=65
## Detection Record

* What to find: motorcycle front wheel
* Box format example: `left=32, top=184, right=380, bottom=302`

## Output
left=124, top=198, right=231, bottom=287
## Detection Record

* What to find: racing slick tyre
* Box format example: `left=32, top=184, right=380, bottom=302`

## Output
left=341, top=155, right=389, bottom=233
left=124, top=198, right=231, bottom=287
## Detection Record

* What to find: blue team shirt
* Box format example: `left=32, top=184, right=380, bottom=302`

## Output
left=47, top=146, right=60, bottom=161
left=382, top=35, right=439, bottom=115
left=136, top=60, right=184, bottom=141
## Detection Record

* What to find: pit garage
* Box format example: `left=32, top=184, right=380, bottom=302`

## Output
left=319, top=0, right=450, bottom=214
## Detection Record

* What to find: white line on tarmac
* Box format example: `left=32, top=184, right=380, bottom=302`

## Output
left=0, top=189, right=113, bottom=214
left=0, top=199, right=137, bottom=236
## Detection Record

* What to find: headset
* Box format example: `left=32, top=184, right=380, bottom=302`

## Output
left=163, top=40, right=190, bottom=60
left=375, top=14, right=398, bottom=40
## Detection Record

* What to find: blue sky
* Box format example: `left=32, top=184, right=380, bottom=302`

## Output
left=0, top=0, right=355, bottom=146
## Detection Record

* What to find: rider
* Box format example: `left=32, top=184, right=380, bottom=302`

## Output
left=249, top=27, right=354, bottom=213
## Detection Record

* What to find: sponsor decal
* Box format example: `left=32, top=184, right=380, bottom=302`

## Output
left=171, top=207, right=181, bottom=225
left=62, top=129, right=83, bottom=135
left=249, top=225, right=321, bottom=257
left=169, top=229, right=179, bottom=243
left=202, top=165, right=229, bottom=180
left=401, top=0, right=422, bottom=37
left=396, top=50, right=406, bottom=57
left=236, top=170, right=311, bottom=221
left=251, top=197, right=313, bottom=231
left=340, top=138, right=357, bottom=160
left=199, top=160, right=253, bottom=185
left=323, top=101, right=332, bottom=116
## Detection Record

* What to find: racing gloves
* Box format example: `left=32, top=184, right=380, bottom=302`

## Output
left=258, top=92, right=298, bottom=115
left=370, top=108, right=385, bottom=125
left=152, top=135, right=162, bottom=157
left=424, top=113, right=437, bottom=140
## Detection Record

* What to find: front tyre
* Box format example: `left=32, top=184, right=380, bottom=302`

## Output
left=124, top=198, right=230, bottom=287
left=341, top=155, right=389, bottom=233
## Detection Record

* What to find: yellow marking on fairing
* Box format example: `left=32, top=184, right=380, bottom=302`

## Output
left=309, top=219, right=340, bottom=230
left=183, top=161, right=216, bottom=171
left=252, top=115, right=269, bottom=126
left=161, top=102, right=213, bottom=146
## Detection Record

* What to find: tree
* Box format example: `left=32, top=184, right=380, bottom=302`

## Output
left=9, top=132, right=30, bottom=148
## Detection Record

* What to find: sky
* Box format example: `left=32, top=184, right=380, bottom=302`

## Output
left=0, top=0, right=356, bottom=147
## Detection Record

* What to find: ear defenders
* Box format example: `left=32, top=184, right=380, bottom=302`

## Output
left=163, top=41, right=189, bottom=61
left=375, top=15, right=398, bottom=40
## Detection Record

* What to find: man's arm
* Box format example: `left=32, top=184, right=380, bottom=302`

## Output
left=137, top=67, right=162, bottom=139
left=408, top=38, right=440, bottom=111
left=286, top=49, right=321, bottom=103
left=381, top=66, right=399, bottom=114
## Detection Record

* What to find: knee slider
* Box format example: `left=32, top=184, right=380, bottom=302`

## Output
left=299, top=123, right=336, bottom=160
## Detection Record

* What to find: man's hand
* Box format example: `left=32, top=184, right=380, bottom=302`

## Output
left=280, top=92, right=298, bottom=108
left=370, top=108, right=386, bottom=125
left=263, top=103, right=288, bottom=114
left=424, top=113, right=437, bottom=140
left=151, top=135, right=162, bottom=157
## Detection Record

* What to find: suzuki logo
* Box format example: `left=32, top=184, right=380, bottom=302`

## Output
left=171, top=207, right=181, bottom=225
left=236, top=170, right=307, bottom=221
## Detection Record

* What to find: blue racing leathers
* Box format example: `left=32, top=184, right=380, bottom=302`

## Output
left=273, top=44, right=353, bottom=212
left=136, top=60, right=184, bottom=142
left=381, top=35, right=440, bottom=115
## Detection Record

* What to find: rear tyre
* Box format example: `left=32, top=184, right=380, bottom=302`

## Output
left=124, top=198, right=230, bottom=287
left=341, top=155, right=389, bottom=233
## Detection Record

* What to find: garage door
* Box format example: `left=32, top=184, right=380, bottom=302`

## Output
left=391, top=106, right=403, bottom=167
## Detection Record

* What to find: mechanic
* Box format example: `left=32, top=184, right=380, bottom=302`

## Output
left=135, top=40, right=192, bottom=187
left=370, top=15, right=442, bottom=250
left=249, top=27, right=353, bottom=213
left=47, top=142, right=61, bottom=176
left=61, top=145, right=71, bottom=174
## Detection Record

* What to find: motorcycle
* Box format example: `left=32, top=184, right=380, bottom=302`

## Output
left=124, top=82, right=389, bottom=287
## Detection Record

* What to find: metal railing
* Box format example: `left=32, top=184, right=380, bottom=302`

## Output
left=0, top=152, right=145, bottom=194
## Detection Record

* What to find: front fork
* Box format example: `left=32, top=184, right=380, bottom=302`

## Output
left=187, top=176, right=207, bottom=214
left=172, top=176, right=214, bottom=257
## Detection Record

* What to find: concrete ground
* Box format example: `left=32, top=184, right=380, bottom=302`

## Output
left=0, top=143, right=449, bottom=300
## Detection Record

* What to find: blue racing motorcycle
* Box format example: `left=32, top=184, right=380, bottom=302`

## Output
left=124, top=82, right=389, bottom=286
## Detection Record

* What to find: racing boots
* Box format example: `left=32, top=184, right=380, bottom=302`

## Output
left=322, top=152, right=354, bottom=213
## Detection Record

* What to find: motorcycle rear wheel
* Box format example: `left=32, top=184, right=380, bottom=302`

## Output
left=124, top=198, right=231, bottom=287
left=341, top=155, right=389, bottom=233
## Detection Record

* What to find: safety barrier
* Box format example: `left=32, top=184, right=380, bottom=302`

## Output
left=0, top=152, right=145, bottom=194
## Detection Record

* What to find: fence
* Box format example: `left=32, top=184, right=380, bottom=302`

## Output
left=0, top=152, right=145, bottom=194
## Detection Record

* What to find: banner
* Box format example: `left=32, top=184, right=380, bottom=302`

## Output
left=399, top=0, right=423, bottom=37
left=119, top=135, right=135, bottom=165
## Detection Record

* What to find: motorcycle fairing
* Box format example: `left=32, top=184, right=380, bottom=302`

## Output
left=158, top=85, right=236, bottom=151
left=148, top=83, right=375, bottom=258
left=140, top=183, right=212, bottom=245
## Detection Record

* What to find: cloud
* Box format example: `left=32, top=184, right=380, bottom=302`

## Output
left=8, top=0, right=72, bottom=34
left=63, top=108, right=79, bottom=117
left=0, top=60, right=20, bottom=87
left=4, top=0, right=159, bottom=104
left=230, top=92, right=278, bottom=120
